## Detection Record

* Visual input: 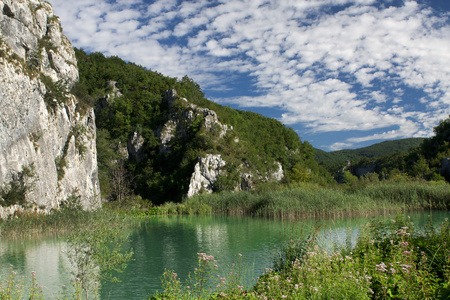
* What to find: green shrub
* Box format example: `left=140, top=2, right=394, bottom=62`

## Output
left=0, top=164, right=37, bottom=207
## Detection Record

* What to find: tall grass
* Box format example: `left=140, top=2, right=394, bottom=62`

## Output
left=187, top=181, right=450, bottom=218
left=0, top=208, right=138, bottom=239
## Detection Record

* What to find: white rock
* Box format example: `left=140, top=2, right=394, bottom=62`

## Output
left=187, top=154, right=226, bottom=198
left=0, top=0, right=100, bottom=216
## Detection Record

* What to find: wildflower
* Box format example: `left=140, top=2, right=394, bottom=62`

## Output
left=376, top=262, right=388, bottom=272
left=389, top=268, right=396, bottom=274
left=294, top=284, right=299, bottom=290
left=400, top=264, right=412, bottom=273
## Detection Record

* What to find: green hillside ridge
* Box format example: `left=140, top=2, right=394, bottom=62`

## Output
left=317, top=122, right=449, bottom=183
left=72, top=48, right=449, bottom=206
left=73, top=49, right=330, bottom=204
left=315, top=138, right=425, bottom=164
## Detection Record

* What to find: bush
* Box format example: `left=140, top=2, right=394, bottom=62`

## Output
left=0, top=164, right=36, bottom=207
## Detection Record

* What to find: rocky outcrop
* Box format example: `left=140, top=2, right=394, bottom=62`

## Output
left=0, top=0, right=100, bottom=215
left=187, top=154, right=226, bottom=198
left=158, top=89, right=231, bottom=155
left=97, top=80, right=122, bottom=110
left=160, top=89, right=286, bottom=198
left=127, top=131, right=145, bottom=162
left=239, top=162, right=284, bottom=191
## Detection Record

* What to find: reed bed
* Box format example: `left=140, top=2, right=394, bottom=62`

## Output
left=0, top=208, right=137, bottom=239
left=187, top=181, right=450, bottom=218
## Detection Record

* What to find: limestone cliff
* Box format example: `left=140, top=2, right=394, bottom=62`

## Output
left=0, top=0, right=100, bottom=216
left=187, top=154, right=226, bottom=198
left=157, top=89, right=284, bottom=197
left=158, top=89, right=231, bottom=155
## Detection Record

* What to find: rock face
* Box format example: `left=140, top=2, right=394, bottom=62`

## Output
left=157, top=90, right=285, bottom=198
left=127, top=131, right=145, bottom=162
left=158, top=89, right=231, bottom=155
left=187, top=154, right=226, bottom=198
left=0, top=0, right=100, bottom=216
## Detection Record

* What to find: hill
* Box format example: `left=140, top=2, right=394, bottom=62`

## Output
left=74, top=49, right=329, bottom=204
left=315, top=138, right=425, bottom=164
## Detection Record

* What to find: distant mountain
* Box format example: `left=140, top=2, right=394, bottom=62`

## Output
left=315, top=138, right=425, bottom=164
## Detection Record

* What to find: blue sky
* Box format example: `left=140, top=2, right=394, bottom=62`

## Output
left=49, top=0, right=450, bottom=151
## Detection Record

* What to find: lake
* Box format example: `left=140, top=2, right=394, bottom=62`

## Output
left=1, top=210, right=448, bottom=299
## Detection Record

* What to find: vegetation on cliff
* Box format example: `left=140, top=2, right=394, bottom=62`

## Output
left=74, top=49, right=326, bottom=204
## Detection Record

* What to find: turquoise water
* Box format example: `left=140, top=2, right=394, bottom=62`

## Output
left=0, top=211, right=448, bottom=299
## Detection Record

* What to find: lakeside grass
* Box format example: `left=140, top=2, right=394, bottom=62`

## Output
left=185, top=181, right=450, bottom=218
left=0, top=207, right=138, bottom=239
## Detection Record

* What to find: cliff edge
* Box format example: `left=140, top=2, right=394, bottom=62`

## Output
left=0, top=0, right=100, bottom=216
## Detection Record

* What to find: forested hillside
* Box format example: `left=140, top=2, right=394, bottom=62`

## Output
left=73, top=49, right=328, bottom=204
left=321, top=119, right=450, bottom=183
left=315, top=138, right=425, bottom=164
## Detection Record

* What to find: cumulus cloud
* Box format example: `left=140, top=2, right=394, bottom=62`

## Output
left=50, top=0, right=450, bottom=150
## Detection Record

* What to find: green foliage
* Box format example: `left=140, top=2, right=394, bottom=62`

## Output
left=0, top=209, right=136, bottom=298
left=153, top=253, right=249, bottom=300
left=26, top=48, right=43, bottom=72
left=323, top=117, right=450, bottom=184
left=74, top=49, right=320, bottom=204
left=66, top=215, right=134, bottom=299
left=55, top=125, right=87, bottom=181
left=272, top=231, right=318, bottom=274
left=0, top=164, right=37, bottom=207
left=40, top=74, right=69, bottom=111
left=71, top=80, right=96, bottom=115
left=60, top=189, right=83, bottom=211
left=187, top=181, right=450, bottom=218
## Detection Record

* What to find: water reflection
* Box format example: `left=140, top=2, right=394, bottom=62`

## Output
left=0, top=211, right=448, bottom=299
left=0, top=238, right=71, bottom=298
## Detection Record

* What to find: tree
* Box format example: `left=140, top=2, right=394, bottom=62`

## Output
left=111, top=159, right=133, bottom=202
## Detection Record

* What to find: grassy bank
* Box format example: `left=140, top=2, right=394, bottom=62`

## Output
left=0, top=207, right=138, bottom=239
left=184, top=181, right=450, bottom=218
left=154, top=215, right=450, bottom=299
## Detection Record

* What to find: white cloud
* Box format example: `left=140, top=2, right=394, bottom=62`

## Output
left=49, top=0, right=450, bottom=149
